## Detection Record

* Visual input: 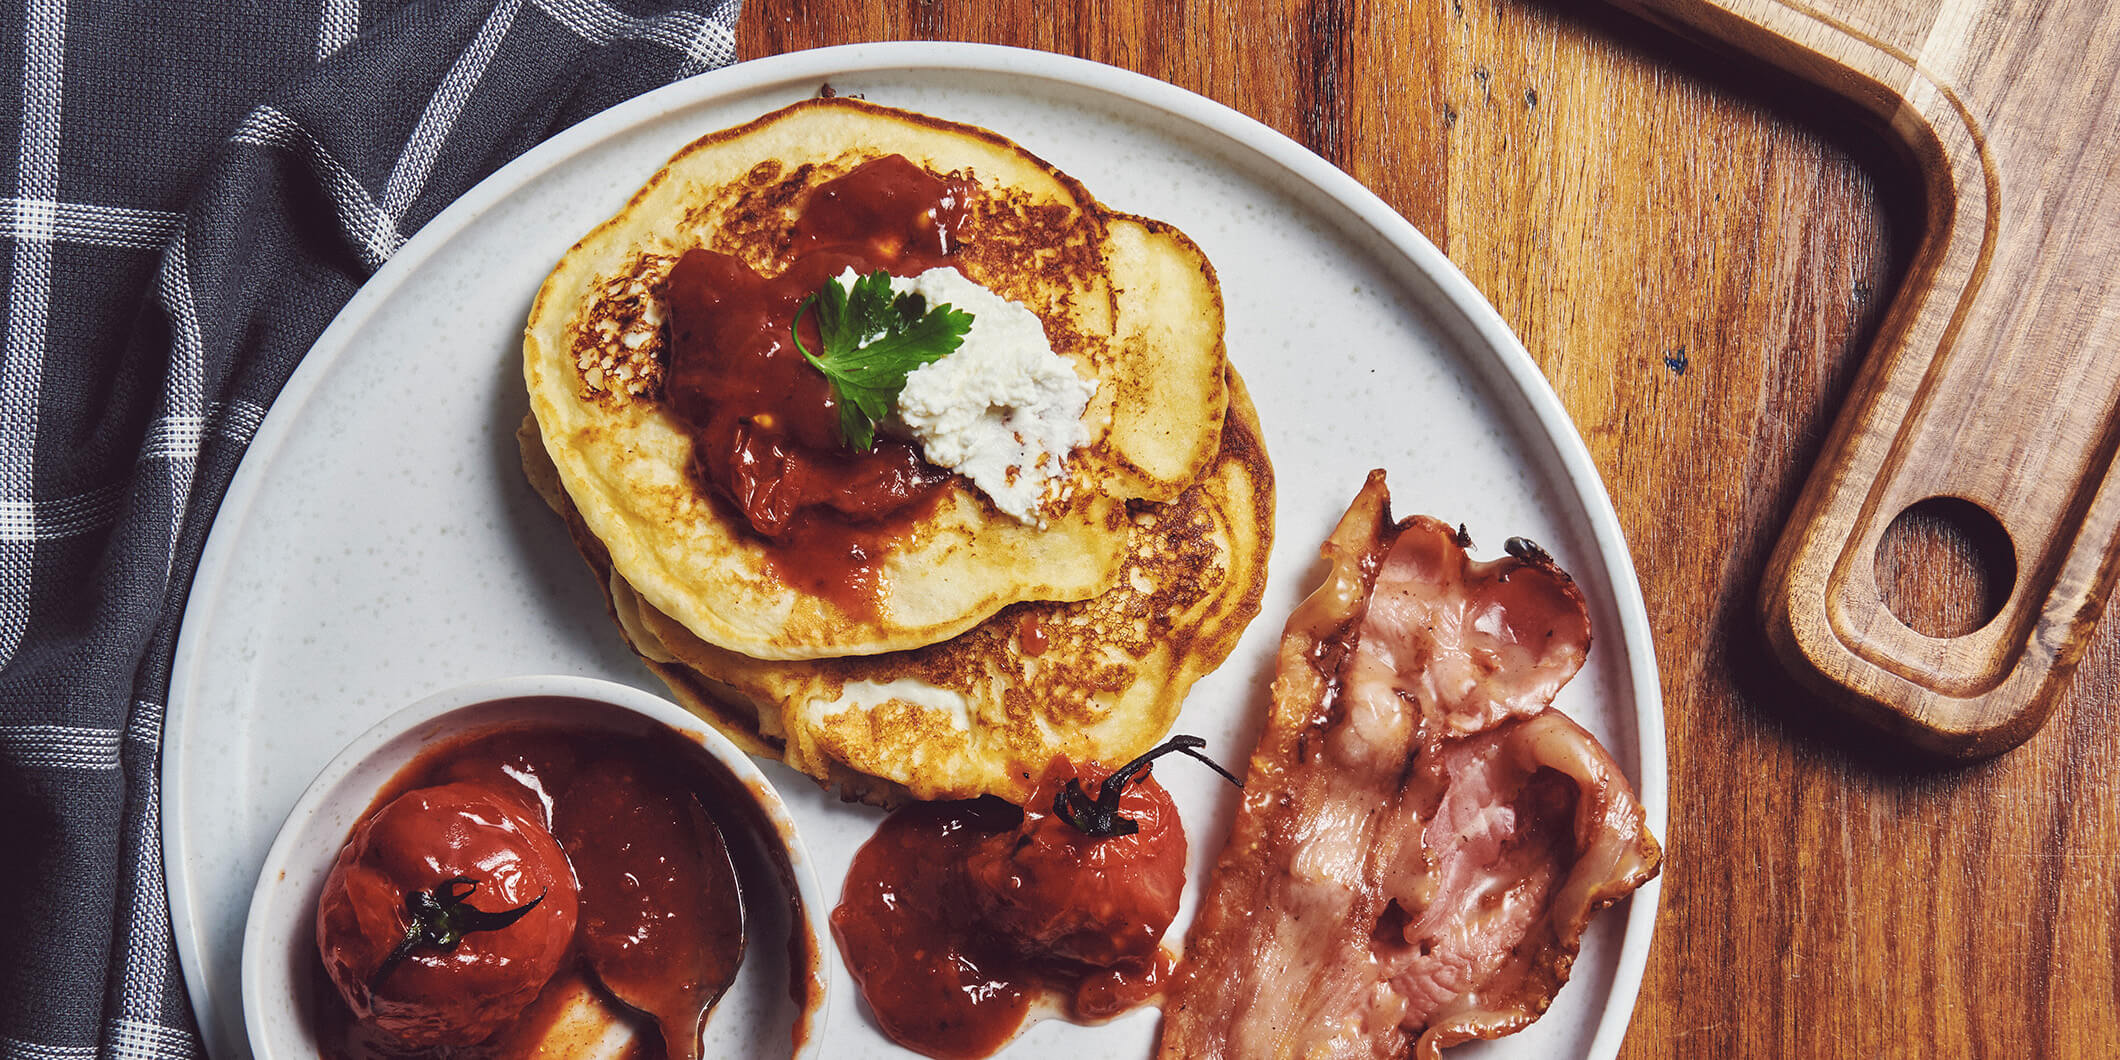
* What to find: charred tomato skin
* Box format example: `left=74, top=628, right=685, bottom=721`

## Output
left=964, top=756, right=1187, bottom=967
left=314, top=781, right=580, bottom=1048
left=831, top=762, right=1184, bottom=1059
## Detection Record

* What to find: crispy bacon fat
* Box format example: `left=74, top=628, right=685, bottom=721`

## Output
left=1161, top=471, right=1661, bottom=1059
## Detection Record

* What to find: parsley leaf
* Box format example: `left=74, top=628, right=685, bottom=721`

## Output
left=794, top=270, right=974, bottom=450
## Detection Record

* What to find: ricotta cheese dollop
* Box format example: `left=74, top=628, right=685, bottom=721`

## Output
left=867, top=267, right=1096, bottom=525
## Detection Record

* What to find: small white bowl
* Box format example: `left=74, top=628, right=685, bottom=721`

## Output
left=240, top=674, right=830, bottom=1059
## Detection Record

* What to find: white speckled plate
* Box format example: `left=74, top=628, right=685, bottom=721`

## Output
left=166, top=43, right=1666, bottom=1060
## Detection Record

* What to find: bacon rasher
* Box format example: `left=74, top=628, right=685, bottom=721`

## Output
left=1161, top=472, right=1661, bottom=1059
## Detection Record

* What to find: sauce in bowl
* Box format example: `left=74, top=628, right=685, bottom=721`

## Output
left=311, top=723, right=749, bottom=1059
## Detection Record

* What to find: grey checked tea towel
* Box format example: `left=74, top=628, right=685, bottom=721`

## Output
left=0, top=2, right=739, bottom=1055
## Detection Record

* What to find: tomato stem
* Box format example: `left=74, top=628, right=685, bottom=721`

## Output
left=369, top=877, right=545, bottom=991
left=1052, top=735, right=1241, bottom=839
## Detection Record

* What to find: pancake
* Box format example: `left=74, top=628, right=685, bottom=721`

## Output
left=523, top=97, right=1228, bottom=662
left=520, top=373, right=1274, bottom=804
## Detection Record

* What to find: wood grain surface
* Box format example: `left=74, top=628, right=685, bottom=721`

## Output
left=737, top=1, right=2120, bottom=1055
left=1606, top=0, right=2120, bottom=760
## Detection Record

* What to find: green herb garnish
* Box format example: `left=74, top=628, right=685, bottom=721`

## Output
left=793, top=270, right=974, bottom=450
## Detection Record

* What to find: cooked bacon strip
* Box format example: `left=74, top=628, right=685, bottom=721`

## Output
left=1161, top=471, right=1660, bottom=1060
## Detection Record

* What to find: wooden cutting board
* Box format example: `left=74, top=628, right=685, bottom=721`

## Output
left=1606, top=0, right=2120, bottom=757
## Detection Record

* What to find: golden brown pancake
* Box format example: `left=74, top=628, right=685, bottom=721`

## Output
left=520, top=374, right=1273, bottom=804
left=523, top=98, right=1229, bottom=662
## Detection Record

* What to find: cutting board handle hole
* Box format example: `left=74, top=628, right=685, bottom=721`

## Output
left=1875, top=496, right=2015, bottom=639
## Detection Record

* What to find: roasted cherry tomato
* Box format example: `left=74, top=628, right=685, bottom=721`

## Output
left=314, top=781, right=579, bottom=1048
left=964, top=755, right=1189, bottom=966
left=836, top=736, right=1239, bottom=1056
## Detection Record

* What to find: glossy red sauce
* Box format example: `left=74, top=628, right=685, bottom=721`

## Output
left=555, top=757, right=744, bottom=1059
left=1016, top=612, right=1049, bottom=656
left=312, top=724, right=747, bottom=1059
left=831, top=760, right=1185, bottom=1059
left=662, top=154, right=976, bottom=618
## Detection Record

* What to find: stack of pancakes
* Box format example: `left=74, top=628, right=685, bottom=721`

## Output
left=521, top=98, right=1273, bottom=805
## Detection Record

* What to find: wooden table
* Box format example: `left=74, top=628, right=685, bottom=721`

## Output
left=738, top=2, right=2116, bottom=1054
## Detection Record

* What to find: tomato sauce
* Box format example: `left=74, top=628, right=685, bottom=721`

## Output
left=831, top=760, right=1186, bottom=1059
left=555, top=756, right=744, bottom=1060
left=1016, top=612, right=1049, bottom=656
left=661, top=154, right=976, bottom=618
left=311, top=723, right=748, bottom=1059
